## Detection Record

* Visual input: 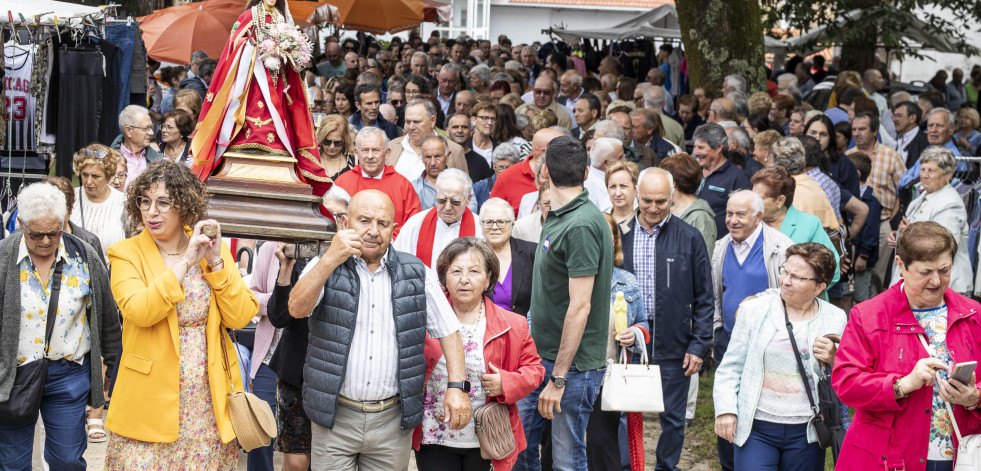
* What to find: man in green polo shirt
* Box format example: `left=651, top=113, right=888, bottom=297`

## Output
left=517, top=135, right=614, bottom=470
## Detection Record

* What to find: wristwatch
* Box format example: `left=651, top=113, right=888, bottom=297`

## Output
left=447, top=381, right=471, bottom=393
left=550, top=375, right=567, bottom=389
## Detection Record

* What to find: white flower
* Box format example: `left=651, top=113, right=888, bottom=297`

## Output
left=264, top=56, right=282, bottom=73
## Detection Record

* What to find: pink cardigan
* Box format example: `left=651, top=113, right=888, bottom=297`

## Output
left=246, top=242, right=280, bottom=379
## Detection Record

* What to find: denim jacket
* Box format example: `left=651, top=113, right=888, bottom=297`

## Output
left=611, top=267, right=647, bottom=358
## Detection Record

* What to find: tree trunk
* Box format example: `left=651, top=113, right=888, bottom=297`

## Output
left=677, top=0, right=767, bottom=94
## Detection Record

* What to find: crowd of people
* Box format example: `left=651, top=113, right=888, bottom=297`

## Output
left=6, top=13, right=981, bottom=471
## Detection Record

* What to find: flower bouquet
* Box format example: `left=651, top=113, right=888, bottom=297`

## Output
left=258, top=22, right=313, bottom=74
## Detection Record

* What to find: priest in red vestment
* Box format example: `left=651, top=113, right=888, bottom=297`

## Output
left=189, top=0, right=331, bottom=197
left=392, top=168, right=481, bottom=267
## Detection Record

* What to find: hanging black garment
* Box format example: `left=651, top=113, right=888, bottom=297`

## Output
left=56, top=47, right=105, bottom=176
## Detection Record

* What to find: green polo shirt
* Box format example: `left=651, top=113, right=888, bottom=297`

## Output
left=530, top=189, right=614, bottom=371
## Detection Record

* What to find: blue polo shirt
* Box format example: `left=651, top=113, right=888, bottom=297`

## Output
left=695, top=160, right=751, bottom=239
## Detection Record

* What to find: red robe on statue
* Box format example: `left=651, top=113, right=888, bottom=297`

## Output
left=189, top=6, right=331, bottom=197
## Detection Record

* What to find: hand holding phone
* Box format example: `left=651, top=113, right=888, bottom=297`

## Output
left=951, top=361, right=977, bottom=386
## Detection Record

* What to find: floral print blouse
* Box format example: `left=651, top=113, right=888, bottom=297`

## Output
left=17, top=238, right=91, bottom=365
left=421, top=316, right=487, bottom=448
left=915, top=305, right=954, bottom=461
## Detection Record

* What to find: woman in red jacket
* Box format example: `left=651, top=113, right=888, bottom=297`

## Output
left=833, top=221, right=981, bottom=471
left=412, top=237, right=545, bottom=471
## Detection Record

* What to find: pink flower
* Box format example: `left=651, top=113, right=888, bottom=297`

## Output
left=261, top=38, right=276, bottom=52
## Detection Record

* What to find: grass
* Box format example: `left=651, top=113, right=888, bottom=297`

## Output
left=686, top=368, right=837, bottom=471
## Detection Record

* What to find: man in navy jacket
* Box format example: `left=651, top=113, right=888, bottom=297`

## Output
left=619, top=167, right=714, bottom=471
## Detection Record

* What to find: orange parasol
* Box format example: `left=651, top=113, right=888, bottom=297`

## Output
left=323, top=0, right=427, bottom=34
left=140, top=0, right=247, bottom=64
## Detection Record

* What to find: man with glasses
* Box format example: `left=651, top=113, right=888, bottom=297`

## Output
left=388, top=99, right=469, bottom=181
left=531, top=76, right=573, bottom=130
left=333, top=127, right=421, bottom=239
left=394, top=167, right=481, bottom=267
left=317, top=42, right=346, bottom=79
left=110, top=105, right=165, bottom=189
left=710, top=190, right=792, bottom=471
left=349, top=84, right=399, bottom=140
left=0, top=183, right=121, bottom=470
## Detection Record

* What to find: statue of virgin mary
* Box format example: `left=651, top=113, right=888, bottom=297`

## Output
left=189, top=0, right=332, bottom=196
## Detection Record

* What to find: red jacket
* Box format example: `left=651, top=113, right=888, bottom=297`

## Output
left=412, top=297, right=545, bottom=471
left=489, top=158, right=537, bottom=216
left=332, top=164, right=421, bottom=238
left=832, top=283, right=981, bottom=470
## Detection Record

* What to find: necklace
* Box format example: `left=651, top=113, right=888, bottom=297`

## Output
left=165, top=236, right=190, bottom=257
left=460, top=302, right=484, bottom=330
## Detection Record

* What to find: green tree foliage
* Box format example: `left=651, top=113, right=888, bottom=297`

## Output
left=761, top=0, right=981, bottom=70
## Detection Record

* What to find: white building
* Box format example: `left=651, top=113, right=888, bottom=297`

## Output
left=422, top=0, right=670, bottom=45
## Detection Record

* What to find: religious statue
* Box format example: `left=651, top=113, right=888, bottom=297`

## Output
left=189, top=0, right=332, bottom=197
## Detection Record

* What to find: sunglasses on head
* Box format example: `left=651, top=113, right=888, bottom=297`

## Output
left=79, top=149, right=107, bottom=159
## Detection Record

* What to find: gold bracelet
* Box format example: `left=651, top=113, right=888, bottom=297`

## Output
left=206, top=257, right=224, bottom=269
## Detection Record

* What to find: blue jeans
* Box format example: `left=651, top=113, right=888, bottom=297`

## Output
left=654, top=360, right=689, bottom=471
left=515, top=359, right=603, bottom=471
left=733, top=420, right=824, bottom=471
left=926, top=460, right=953, bottom=471
left=0, top=358, right=91, bottom=471
left=247, top=363, right=278, bottom=471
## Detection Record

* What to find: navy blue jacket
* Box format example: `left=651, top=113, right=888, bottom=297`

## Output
left=696, top=160, right=751, bottom=239
left=854, top=186, right=882, bottom=268
left=349, top=112, right=400, bottom=140
left=619, top=214, right=714, bottom=361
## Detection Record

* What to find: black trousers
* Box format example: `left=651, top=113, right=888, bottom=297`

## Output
left=586, top=388, right=622, bottom=471
left=715, top=328, right=735, bottom=471
left=415, top=444, right=491, bottom=471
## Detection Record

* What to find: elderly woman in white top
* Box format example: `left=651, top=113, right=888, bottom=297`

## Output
left=888, top=146, right=974, bottom=295
left=714, top=243, right=846, bottom=471
left=69, top=144, right=128, bottom=261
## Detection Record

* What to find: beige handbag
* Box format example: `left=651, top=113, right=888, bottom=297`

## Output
left=219, top=328, right=277, bottom=452
left=473, top=401, right=515, bottom=460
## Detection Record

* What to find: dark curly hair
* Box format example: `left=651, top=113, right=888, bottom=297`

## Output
left=126, top=159, right=209, bottom=229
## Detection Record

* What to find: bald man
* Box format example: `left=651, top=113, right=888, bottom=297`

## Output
left=490, top=128, right=563, bottom=214
left=317, top=42, right=346, bottom=79
left=289, top=190, right=471, bottom=471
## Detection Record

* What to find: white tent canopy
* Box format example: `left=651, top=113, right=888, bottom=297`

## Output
left=550, top=5, right=788, bottom=52
left=0, top=0, right=105, bottom=25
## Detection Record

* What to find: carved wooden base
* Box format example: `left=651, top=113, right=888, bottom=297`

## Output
left=206, top=151, right=334, bottom=257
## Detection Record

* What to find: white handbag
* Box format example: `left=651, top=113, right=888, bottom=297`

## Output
left=601, top=340, right=664, bottom=413
left=917, top=335, right=981, bottom=470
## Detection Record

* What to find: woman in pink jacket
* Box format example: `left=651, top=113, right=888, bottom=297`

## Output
left=833, top=222, right=981, bottom=471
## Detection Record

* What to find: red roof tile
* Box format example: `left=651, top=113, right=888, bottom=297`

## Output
left=507, top=0, right=672, bottom=8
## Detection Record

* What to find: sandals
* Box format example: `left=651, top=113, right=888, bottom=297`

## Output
left=87, top=418, right=107, bottom=443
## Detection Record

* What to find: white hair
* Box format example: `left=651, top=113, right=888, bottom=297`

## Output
left=730, top=189, right=765, bottom=216
left=355, top=126, right=389, bottom=149
left=643, top=85, right=666, bottom=109
left=479, top=197, right=515, bottom=222
left=492, top=142, right=522, bottom=165
left=927, top=107, right=956, bottom=128
left=118, top=104, right=150, bottom=132
left=777, top=73, right=799, bottom=87
left=504, top=60, right=522, bottom=70
left=723, top=74, right=747, bottom=93
left=435, top=168, right=473, bottom=198
left=593, top=120, right=626, bottom=141
left=637, top=166, right=675, bottom=198
left=323, top=185, right=351, bottom=206
left=18, top=182, right=67, bottom=226
left=589, top=137, right=622, bottom=169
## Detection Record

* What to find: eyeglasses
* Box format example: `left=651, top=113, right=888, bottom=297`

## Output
left=22, top=224, right=64, bottom=241
left=533, top=89, right=552, bottom=95
left=137, top=197, right=174, bottom=213
left=127, top=125, right=154, bottom=133
left=779, top=267, right=818, bottom=284
left=313, top=100, right=326, bottom=107
left=475, top=115, right=496, bottom=122
left=322, top=139, right=344, bottom=148
left=481, top=219, right=512, bottom=228
left=436, top=197, right=464, bottom=207
left=390, top=99, right=404, bottom=106
left=110, top=173, right=127, bottom=183
left=79, top=149, right=108, bottom=159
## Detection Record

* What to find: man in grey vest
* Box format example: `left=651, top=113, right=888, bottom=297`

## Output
left=289, top=190, right=471, bottom=471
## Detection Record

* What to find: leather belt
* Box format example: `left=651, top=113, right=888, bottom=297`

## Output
left=337, top=395, right=400, bottom=413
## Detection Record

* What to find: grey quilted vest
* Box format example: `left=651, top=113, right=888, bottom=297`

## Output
left=302, top=248, right=428, bottom=431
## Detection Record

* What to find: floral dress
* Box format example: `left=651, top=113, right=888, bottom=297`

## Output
left=421, top=316, right=487, bottom=447
left=106, top=266, right=239, bottom=470
left=914, top=305, right=955, bottom=461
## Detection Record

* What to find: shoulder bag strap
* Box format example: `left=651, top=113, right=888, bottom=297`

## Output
left=916, top=333, right=965, bottom=443
left=782, top=297, right=821, bottom=417
left=217, top=324, right=237, bottom=393
left=42, top=260, right=65, bottom=354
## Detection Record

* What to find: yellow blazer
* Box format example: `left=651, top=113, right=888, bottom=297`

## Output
left=105, top=228, right=258, bottom=443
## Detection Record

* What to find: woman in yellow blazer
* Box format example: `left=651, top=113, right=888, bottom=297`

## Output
left=103, top=160, right=257, bottom=470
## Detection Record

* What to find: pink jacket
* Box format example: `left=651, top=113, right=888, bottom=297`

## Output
left=412, top=297, right=545, bottom=471
left=832, top=283, right=981, bottom=470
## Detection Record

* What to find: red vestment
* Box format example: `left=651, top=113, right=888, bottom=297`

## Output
left=189, top=7, right=331, bottom=197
